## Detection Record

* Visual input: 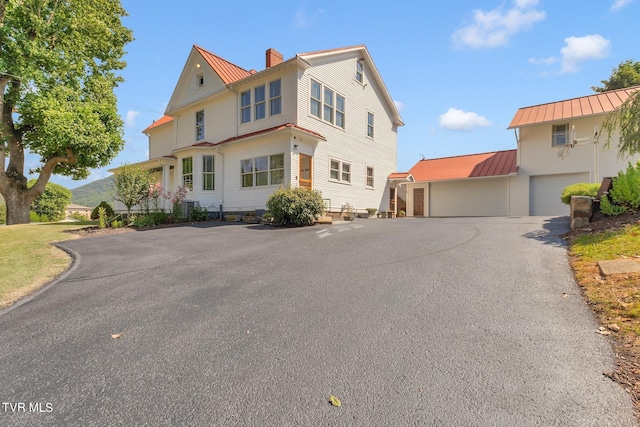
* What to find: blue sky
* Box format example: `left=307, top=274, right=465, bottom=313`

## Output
left=44, top=0, right=639, bottom=188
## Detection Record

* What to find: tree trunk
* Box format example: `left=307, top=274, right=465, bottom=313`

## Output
left=4, top=187, right=35, bottom=225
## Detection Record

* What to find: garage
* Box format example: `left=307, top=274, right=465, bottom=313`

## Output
left=529, top=172, right=589, bottom=216
left=429, top=177, right=509, bottom=217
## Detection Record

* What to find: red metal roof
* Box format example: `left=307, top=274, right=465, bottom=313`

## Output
left=143, top=115, right=173, bottom=133
left=388, top=172, right=412, bottom=180
left=216, top=123, right=326, bottom=146
left=508, top=86, right=640, bottom=129
left=194, top=45, right=255, bottom=85
left=408, top=150, right=517, bottom=182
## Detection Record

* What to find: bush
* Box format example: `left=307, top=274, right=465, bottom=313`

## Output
left=560, top=183, right=600, bottom=204
left=266, top=186, right=324, bottom=226
left=600, top=193, right=627, bottom=215
left=91, top=201, right=114, bottom=220
left=29, top=211, right=47, bottom=222
left=190, top=206, right=208, bottom=221
left=69, top=212, right=89, bottom=221
left=609, top=162, right=640, bottom=209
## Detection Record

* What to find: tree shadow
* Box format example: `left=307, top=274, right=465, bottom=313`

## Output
left=523, top=216, right=570, bottom=248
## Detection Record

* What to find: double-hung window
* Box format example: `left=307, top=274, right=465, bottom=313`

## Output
left=203, top=155, right=215, bottom=191
left=552, top=124, right=569, bottom=147
left=255, top=85, right=266, bottom=120
left=310, top=80, right=345, bottom=129
left=366, top=166, right=374, bottom=188
left=269, top=80, right=281, bottom=116
left=241, top=154, right=285, bottom=188
left=356, top=60, right=364, bottom=83
left=241, top=91, right=251, bottom=123
left=182, top=157, right=193, bottom=191
left=196, top=110, right=204, bottom=141
left=367, top=112, right=374, bottom=139
left=330, top=158, right=351, bottom=184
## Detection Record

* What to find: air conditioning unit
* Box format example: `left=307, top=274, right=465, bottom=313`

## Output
left=181, top=200, right=200, bottom=218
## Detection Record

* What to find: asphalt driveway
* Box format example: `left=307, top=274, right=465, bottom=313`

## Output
left=0, top=217, right=636, bottom=426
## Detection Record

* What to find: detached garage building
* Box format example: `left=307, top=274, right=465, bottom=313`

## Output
left=398, top=86, right=640, bottom=217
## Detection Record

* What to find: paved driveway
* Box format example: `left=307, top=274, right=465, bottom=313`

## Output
left=0, top=217, right=636, bottom=426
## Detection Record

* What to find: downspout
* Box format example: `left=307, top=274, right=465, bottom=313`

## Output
left=216, top=147, right=224, bottom=217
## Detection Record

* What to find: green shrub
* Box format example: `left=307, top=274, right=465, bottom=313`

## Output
left=91, top=201, right=114, bottom=220
left=190, top=206, right=208, bottom=221
left=98, top=207, right=107, bottom=229
left=266, top=186, right=324, bottom=226
left=128, top=212, right=168, bottom=228
left=29, top=211, right=47, bottom=222
left=600, top=194, right=627, bottom=215
left=560, top=183, right=600, bottom=204
left=111, top=219, right=123, bottom=228
left=69, top=212, right=89, bottom=221
left=0, top=203, right=6, bottom=224
left=609, top=162, right=640, bottom=209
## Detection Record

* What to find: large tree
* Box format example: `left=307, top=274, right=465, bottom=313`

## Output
left=0, top=0, right=133, bottom=225
left=592, top=59, right=640, bottom=93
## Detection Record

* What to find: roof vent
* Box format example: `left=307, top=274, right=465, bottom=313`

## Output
left=266, top=48, right=283, bottom=68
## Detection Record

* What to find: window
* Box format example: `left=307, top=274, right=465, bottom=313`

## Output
left=310, top=79, right=346, bottom=128
left=269, top=79, right=281, bottom=116
left=255, top=85, right=266, bottom=120
left=196, top=110, right=204, bottom=141
left=336, top=95, right=345, bottom=129
left=241, top=90, right=251, bottom=123
left=241, top=154, right=285, bottom=188
left=367, top=112, right=374, bottom=138
left=552, top=124, right=569, bottom=147
left=310, top=80, right=321, bottom=118
left=182, top=157, right=193, bottom=191
left=356, top=60, right=364, bottom=83
left=203, top=155, right=215, bottom=191
left=196, top=73, right=204, bottom=88
left=366, top=166, right=374, bottom=188
left=329, top=158, right=351, bottom=184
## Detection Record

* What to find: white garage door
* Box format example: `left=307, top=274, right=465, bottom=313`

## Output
left=429, top=178, right=508, bottom=217
left=529, top=172, right=589, bottom=216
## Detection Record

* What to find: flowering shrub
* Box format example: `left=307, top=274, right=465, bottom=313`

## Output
left=163, top=185, right=188, bottom=221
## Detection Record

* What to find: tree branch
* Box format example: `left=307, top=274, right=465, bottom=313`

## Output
left=28, top=148, right=77, bottom=197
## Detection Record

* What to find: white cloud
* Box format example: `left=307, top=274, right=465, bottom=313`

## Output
left=125, top=110, right=140, bottom=129
left=528, top=56, right=557, bottom=66
left=439, top=108, right=491, bottom=131
left=452, top=0, right=546, bottom=49
left=394, top=100, right=405, bottom=111
left=611, top=0, right=632, bottom=11
left=293, top=8, right=324, bottom=29
left=560, top=34, right=610, bottom=74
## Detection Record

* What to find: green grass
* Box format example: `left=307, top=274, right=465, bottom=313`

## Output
left=0, top=221, right=94, bottom=308
left=570, top=224, right=640, bottom=262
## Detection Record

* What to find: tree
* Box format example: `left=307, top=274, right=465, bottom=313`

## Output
left=600, top=90, right=640, bottom=158
left=0, top=1, right=133, bottom=225
left=113, top=164, right=153, bottom=215
left=29, top=179, right=71, bottom=221
left=592, top=60, right=640, bottom=92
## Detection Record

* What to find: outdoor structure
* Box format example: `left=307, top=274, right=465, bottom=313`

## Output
left=65, top=203, right=92, bottom=219
left=399, top=86, right=640, bottom=217
left=120, top=44, right=403, bottom=216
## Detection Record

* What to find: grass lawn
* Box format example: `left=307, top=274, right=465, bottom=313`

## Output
left=0, top=221, right=95, bottom=308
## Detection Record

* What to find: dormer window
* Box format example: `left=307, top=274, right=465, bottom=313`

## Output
left=356, top=60, right=364, bottom=84
left=552, top=124, right=569, bottom=146
left=196, top=73, right=204, bottom=88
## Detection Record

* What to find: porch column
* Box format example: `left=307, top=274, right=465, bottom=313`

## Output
left=162, top=164, right=170, bottom=191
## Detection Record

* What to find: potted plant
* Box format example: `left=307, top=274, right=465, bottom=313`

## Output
left=342, top=204, right=355, bottom=221
left=366, top=208, right=377, bottom=218
left=242, top=211, right=259, bottom=224
left=398, top=210, right=406, bottom=217
left=224, top=212, right=239, bottom=221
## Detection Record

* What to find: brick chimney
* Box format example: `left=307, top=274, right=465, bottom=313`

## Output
left=266, top=48, right=283, bottom=68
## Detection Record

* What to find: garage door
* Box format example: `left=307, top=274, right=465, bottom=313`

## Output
left=429, top=178, right=508, bottom=217
left=529, top=173, right=589, bottom=216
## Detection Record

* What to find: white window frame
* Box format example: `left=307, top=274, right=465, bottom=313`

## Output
left=309, top=79, right=346, bottom=129
left=355, top=60, right=364, bottom=84
left=240, top=90, right=251, bottom=124
left=552, top=123, right=569, bottom=147
left=182, top=157, right=193, bottom=191
left=203, top=155, right=215, bottom=191
left=195, top=110, right=204, bottom=141
left=269, top=79, right=282, bottom=116
left=329, top=158, right=351, bottom=184
left=254, top=85, right=266, bottom=120
left=366, top=165, right=374, bottom=188
left=196, top=73, right=204, bottom=88
left=241, top=154, right=285, bottom=188
left=367, top=111, right=374, bottom=139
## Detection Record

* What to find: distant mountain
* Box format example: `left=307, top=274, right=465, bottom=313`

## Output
left=71, top=175, right=116, bottom=208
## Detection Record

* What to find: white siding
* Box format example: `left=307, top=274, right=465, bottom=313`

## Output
left=148, top=124, right=174, bottom=159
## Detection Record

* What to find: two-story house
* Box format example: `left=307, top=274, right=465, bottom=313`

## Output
left=126, top=44, right=403, bottom=216
left=397, top=86, right=640, bottom=217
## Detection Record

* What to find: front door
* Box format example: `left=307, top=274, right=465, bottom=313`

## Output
left=299, top=154, right=312, bottom=189
left=413, top=188, right=424, bottom=216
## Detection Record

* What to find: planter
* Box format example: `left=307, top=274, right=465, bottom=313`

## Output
left=242, top=215, right=260, bottom=224
left=224, top=214, right=240, bottom=221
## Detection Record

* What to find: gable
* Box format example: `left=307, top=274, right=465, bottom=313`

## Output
left=166, top=45, right=254, bottom=114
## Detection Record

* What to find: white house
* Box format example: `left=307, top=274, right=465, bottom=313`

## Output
left=399, top=86, right=640, bottom=217
left=124, top=44, right=403, bottom=216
